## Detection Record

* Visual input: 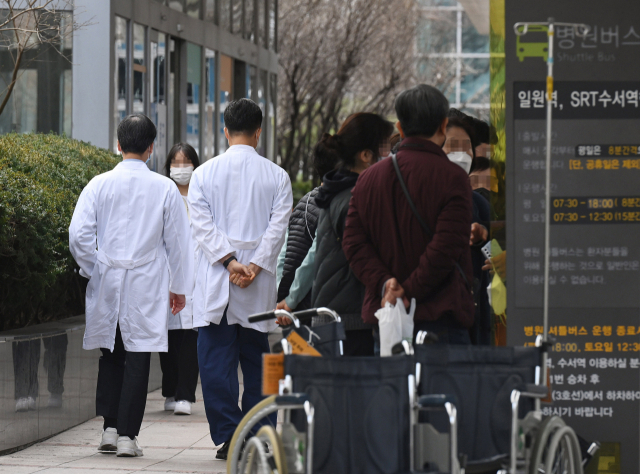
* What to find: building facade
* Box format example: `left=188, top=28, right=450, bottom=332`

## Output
left=1, top=0, right=279, bottom=168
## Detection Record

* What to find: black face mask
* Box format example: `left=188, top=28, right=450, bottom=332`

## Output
left=475, top=187, right=491, bottom=203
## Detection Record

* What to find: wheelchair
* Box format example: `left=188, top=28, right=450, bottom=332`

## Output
left=227, top=308, right=598, bottom=474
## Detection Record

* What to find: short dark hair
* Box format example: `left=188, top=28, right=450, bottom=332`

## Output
left=470, top=156, right=491, bottom=173
left=117, top=114, right=157, bottom=154
left=394, top=84, right=449, bottom=138
left=164, top=142, right=201, bottom=179
left=315, top=113, right=394, bottom=172
left=223, top=98, right=263, bottom=135
left=471, top=117, right=491, bottom=146
left=447, top=113, right=477, bottom=159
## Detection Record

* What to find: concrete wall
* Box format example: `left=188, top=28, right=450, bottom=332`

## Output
left=0, top=316, right=162, bottom=454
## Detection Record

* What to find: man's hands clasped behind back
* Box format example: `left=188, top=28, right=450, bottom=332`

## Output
left=169, top=292, right=186, bottom=315
left=227, top=259, right=262, bottom=289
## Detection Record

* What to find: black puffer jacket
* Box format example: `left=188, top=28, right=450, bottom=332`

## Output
left=277, top=188, right=321, bottom=309
left=311, top=170, right=368, bottom=330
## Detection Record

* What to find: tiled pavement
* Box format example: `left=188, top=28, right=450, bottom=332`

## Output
left=0, top=384, right=227, bottom=474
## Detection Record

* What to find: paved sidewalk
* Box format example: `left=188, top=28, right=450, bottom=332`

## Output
left=0, top=384, right=226, bottom=474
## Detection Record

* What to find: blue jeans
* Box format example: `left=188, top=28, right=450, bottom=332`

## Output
left=197, top=312, right=275, bottom=445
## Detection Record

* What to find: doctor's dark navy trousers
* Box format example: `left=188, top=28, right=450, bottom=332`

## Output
left=197, top=312, right=275, bottom=445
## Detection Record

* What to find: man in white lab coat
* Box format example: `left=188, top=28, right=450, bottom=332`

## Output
left=69, top=114, right=192, bottom=458
left=189, top=98, right=293, bottom=460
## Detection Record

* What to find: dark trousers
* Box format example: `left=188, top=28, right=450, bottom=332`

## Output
left=343, top=329, right=375, bottom=356
left=197, top=313, right=275, bottom=445
left=413, top=319, right=472, bottom=345
left=159, top=329, right=200, bottom=403
left=13, top=334, right=68, bottom=399
left=96, top=325, right=151, bottom=438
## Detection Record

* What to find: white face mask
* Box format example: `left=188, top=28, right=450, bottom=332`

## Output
left=170, top=166, right=194, bottom=185
left=447, top=152, right=472, bottom=174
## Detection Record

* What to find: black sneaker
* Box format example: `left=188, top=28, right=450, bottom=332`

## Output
left=215, top=440, right=231, bottom=460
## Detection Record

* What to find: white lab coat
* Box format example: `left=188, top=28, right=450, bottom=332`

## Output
left=189, top=144, right=293, bottom=333
left=69, top=159, right=192, bottom=352
left=167, top=195, right=196, bottom=330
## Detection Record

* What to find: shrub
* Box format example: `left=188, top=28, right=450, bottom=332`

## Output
left=0, top=133, right=120, bottom=331
left=292, top=178, right=314, bottom=204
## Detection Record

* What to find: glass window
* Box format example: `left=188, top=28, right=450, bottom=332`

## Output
left=418, top=14, right=457, bottom=54
left=0, top=70, right=38, bottom=134
left=167, top=38, right=176, bottom=150
left=258, top=0, right=266, bottom=47
left=257, top=69, right=267, bottom=156
left=461, top=11, right=489, bottom=53
left=244, top=0, right=255, bottom=42
left=269, top=73, right=277, bottom=162
left=205, top=0, right=215, bottom=21
left=133, top=24, right=146, bottom=114
left=204, top=49, right=216, bottom=160
left=168, top=0, right=184, bottom=12
left=418, top=57, right=456, bottom=104
left=218, top=54, right=233, bottom=154
left=219, top=0, right=231, bottom=31
left=186, top=0, right=202, bottom=19
left=150, top=33, right=167, bottom=172
left=114, top=16, right=128, bottom=152
left=187, top=43, right=202, bottom=152
left=0, top=10, right=72, bottom=135
left=419, top=0, right=458, bottom=6
left=460, top=58, right=489, bottom=104
left=232, top=0, right=242, bottom=35
left=268, top=0, right=277, bottom=51
left=246, top=64, right=257, bottom=99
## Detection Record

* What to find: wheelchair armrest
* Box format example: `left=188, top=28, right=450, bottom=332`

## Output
left=417, top=394, right=457, bottom=408
left=275, top=394, right=309, bottom=406
left=516, top=383, right=549, bottom=398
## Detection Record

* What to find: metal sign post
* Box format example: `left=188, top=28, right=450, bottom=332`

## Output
left=513, top=19, right=589, bottom=407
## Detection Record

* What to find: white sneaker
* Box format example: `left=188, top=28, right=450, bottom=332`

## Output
left=173, top=400, right=191, bottom=415
left=15, top=398, right=29, bottom=412
left=27, top=396, right=36, bottom=410
left=164, top=396, right=176, bottom=411
left=117, top=436, right=143, bottom=457
left=48, top=393, right=62, bottom=408
left=98, top=428, right=118, bottom=453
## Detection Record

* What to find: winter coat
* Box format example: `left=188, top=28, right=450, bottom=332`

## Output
left=343, top=137, right=475, bottom=329
left=311, top=170, right=369, bottom=330
left=277, top=187, right=321, bottom=309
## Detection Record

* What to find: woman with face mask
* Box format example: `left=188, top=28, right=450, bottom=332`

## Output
left=307, top=113, right=394, bottom=356
left=160, top=143, right=200, bottom=415
left=443, top=113, right=492, bottom=346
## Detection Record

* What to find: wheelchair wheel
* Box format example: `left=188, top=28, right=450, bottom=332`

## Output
left=256, top=425, right=287, bottom=474
left=227, top=395, right=281, bottom=474
left=240, top=436, right=275, bottom=474
left=529, top=416, right=584, bottom=474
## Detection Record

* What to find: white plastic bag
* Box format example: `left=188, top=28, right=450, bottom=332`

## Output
left=374, top=298, right=416, bottom=356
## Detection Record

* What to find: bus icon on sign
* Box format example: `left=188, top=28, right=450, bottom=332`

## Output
left=516, top=25, right=548, bottom=62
